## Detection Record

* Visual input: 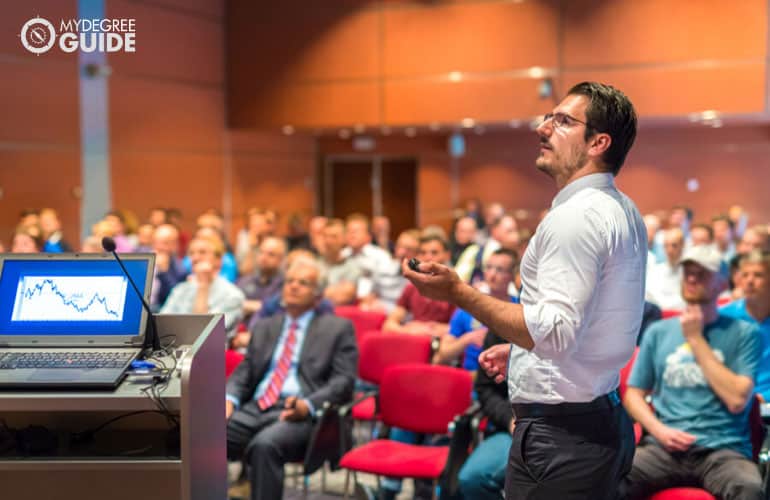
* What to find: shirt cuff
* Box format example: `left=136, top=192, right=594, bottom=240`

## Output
left=304, top=399, right=316, bottom=418
left=226, top=394, right=240, bottom=410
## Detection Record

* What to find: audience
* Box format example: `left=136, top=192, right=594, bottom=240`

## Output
left=341, top=213, right=392, bottom=298
left=646, top=227, right=686, bottom=310
left=318, top=218, right=361, bottom=306
left=150, top=223, right=188, bottom=311
left=737, top=225, right=770, bottom=254
left=225, top=257, right=357, bottom=500
left=39, top=208, right=72, bottom=252
left=455, top=214, right=518, bottom=284
left=12, top=224, right=43, bottom=253
left=712, top=214, right=736, bottom=260
left=236, top=236, right=287, bottom=330
left=720, top=250, right=770, bottom=400
left=358, top=228, right=420, bottom=313
left=620, top=246, right=762, bottom=499
left=434, top=249, right=519, bottom=369
left=382, top=234, right=455, bottom=335
left=450, top=215, right=478, bottom=266
left=161, top=235, right=245, bottom=340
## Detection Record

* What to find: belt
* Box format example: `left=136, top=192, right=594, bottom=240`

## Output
left=512, top=389, right=621, bottom=418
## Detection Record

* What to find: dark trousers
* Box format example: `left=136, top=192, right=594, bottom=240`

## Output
left=226, top=399, right=314, bottom=500
left=505, top=403, right=635, bottom=499
left=619, top=437, right=763, bottom=500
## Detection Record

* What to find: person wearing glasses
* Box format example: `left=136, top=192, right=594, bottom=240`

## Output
left=433, top=248, right=519, bottom=369
left=404, top=81, right=644, bottom=498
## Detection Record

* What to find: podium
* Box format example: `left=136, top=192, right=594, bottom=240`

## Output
left=0, top=314, right=226, bottom=500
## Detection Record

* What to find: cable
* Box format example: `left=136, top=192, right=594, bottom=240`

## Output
left=71, top=410, right=169, bottom=443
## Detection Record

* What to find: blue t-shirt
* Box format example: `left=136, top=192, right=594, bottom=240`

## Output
left=720, top=298, right=770, bottom=399
left=449, top=295, right=519, bottom=371
left=629, top=315, right=760, bottom=458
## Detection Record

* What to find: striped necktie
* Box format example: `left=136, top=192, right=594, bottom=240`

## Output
left=257, top=321, right=298, bottom=411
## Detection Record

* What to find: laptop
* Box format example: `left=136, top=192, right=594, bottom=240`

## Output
left=0, top=253, right=155, bottom=389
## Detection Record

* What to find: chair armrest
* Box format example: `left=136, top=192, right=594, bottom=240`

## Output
left=303, top=401, right=352, bottom=474
left=439, top=401, right=483, bottom=497
left=338, top=389, right=379, bottom=417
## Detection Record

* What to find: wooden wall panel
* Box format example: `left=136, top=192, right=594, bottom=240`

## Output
left=0, top=60, right=79, bottom=145
left=107, top=0, right=224, bottom=85
left=0, top=0, right=78, bottom=59
left=111, top=152, right=225, bottom=232
left=0, top=150, right=81, bottom=246
left=233, top=80, right=380, bottom=128
left=109, top=77, right=225, bottom=152
left=562, top=63, right=766, bottom=115
left=563, top=0, right=766, bottom=67
left=385, top=77, right=552, bottom=125
left=137, top=0, right=224, bottom=19
left=382, top=0, right=559, bottom=77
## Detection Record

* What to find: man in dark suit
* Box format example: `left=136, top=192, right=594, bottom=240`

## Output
left=225, top=257, right=358, bottom=500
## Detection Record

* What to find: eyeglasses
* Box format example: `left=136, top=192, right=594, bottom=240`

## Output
left=540, top=112, right=591, bottom=130
left=483, top=264, right=512, bottom=274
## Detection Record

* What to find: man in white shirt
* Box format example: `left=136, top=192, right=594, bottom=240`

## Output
left=404, top=81, right=644, bottom=499
left=646, top=227, right=686, bottom=311
left=340, top=213, right=392, bottom=297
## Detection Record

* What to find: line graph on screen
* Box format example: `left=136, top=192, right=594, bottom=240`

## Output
left=11, top=276, right=128, bottom=322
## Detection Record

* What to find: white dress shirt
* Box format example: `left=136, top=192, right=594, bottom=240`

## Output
left=509, top=173, right=646, bottom=404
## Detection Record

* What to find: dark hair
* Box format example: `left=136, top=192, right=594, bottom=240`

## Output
left=490, top=248, right=520, bottom=273
left=712, top=214, right=734, bottom=231
left=690, top=223, right=714, bottom=241
left=672, top=205, right=694, bottom=222
left=567, top=81, right=637, bottom=176
left=419, top=234, right=449, bottom=251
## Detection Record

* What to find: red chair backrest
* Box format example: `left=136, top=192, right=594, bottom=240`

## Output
left=335, top=306, right=387, bottom=344
left=379, top=364, right=473, bottom=435
left=358, top=333, right=433, bottom=384
left=661, top=309, right=682, bottom=319
left=225, top=350, right=245, bottom=379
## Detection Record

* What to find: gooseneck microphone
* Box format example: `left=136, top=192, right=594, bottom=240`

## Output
left=101, top=237, right=161, bottom=357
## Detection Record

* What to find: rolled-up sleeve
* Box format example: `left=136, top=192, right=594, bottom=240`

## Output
left=523, top=208, right=607, bottom=359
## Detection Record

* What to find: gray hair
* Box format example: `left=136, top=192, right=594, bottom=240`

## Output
left=286, top=256, right=327, bottom=295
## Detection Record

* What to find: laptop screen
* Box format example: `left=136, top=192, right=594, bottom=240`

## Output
left=0, top=254, right=153, bottom=338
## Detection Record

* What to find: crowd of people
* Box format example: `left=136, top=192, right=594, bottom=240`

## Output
left=5, top=200, right=770, bottom=499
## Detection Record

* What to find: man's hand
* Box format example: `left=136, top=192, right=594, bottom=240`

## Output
left=680, top=304, right=704, bottom=342
left=279, top=396, right=310, bottom=422
left=479, top=343, right=510, bottom=384
left=509, top=417, right=516, bottom=435
left=231, top=331, right=251, bottom=349
left=651, top=422, right=697, bottom=452
left=226, top=400, right=235, bottom=420
left=402, top=259, right=464, bottom=303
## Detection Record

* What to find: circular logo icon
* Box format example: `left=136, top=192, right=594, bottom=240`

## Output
left=20, top=17, right=56, bottom=54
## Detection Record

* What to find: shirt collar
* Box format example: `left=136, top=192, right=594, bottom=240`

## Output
left=551, top=173, right=615, bottom=209
left=286, top=309, right=315, bottom=331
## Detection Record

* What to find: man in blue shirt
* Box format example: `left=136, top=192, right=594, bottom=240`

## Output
left=434, top=249, right=519, bottom=370
left=620, top=246, right=763, bottom=499
left=720, top=249, right=770, bottom=400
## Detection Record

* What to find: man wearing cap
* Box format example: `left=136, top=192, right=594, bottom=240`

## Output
left=619, top=246, right=763, bottom=499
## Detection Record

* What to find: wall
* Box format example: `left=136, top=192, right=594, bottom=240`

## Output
left=228, top=0, right=768, bottom=129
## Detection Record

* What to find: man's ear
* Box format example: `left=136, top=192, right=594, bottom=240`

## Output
left=589, top=132, right=612, bottom=158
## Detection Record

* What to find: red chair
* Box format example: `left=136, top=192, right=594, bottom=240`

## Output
left=225, top=350, right=244, bottom=379
left=340, top=364, right=473, bottom=499
left=661, top=309, right=682, bottom=319
left=351, top=333, right=434, bottom=422
left=334, top=306, right=387, bottom=344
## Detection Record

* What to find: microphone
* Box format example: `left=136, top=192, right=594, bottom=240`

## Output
left=101, top=236, right=161, bottom=357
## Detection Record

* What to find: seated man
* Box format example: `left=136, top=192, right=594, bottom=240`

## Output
left=620, top=246, right=762, bottom=500
left=720, top=249, right=770, bottom=400
left=358, top=229, right=420, bottom=313
left=225, top=257, right=357, bottom=500
left=151, top=223, right=188, bottom=311
left=645, top=227, right=686, bottom=311
left=434, top=249, right=519, bottom=369
left=236, top=236, right=287, bottom=326
left=319, top=218, right=361, bottom=306
left=456, top=330, right=514, bottom=500
left=382, top=234, right=456, bottom=335
left=160, top=235, right=245, bottom=341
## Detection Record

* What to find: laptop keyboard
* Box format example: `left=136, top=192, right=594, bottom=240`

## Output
left=0, top=351, right=134, bottom=369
